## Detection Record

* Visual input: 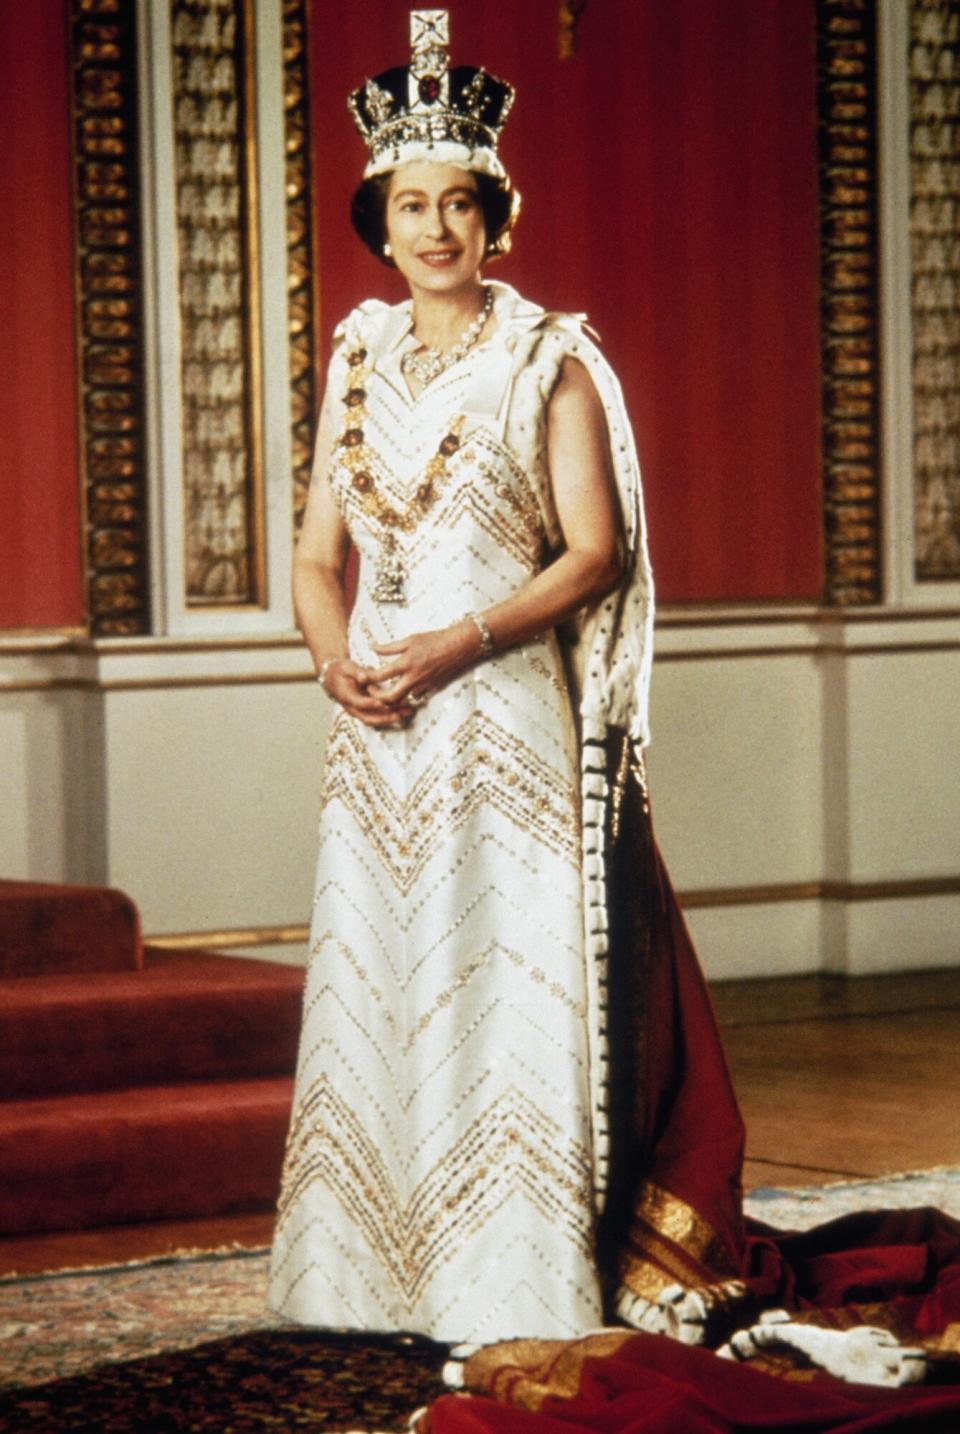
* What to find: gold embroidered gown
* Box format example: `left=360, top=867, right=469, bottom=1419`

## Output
left=269, top=283, right=654, bottom=1343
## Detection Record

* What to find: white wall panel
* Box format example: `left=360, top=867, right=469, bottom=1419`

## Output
left=649, top=652, right=822, bottom=892
left=686, top=900, right=822, bottom=982
left=104, top=681, right=326, bottom=936
left=1, top=616, right=956, bottom=979
left=845, top=650, right=960, bottom=881
left=0, top=704, right=32, bottom=876
left=846, top=895, right=960, bottom=975
left=0, top=689, right=105, bottom=884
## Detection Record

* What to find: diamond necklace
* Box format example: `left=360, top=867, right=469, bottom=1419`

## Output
left=401, top=286, right=495, bottom=388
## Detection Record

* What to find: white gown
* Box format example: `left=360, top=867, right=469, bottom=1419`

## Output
left=269, top=284, right=653, bottom=1343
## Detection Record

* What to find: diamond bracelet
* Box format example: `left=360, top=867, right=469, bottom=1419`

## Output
left=317, top=657, right=338, bottom=692
left=467, top=611, right=495, bottom=658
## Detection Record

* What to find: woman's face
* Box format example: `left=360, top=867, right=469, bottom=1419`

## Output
left=384, top=163, right=486, bottom=296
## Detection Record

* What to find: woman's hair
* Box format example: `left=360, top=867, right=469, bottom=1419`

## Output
left=350, top=170, right=521, bottom=267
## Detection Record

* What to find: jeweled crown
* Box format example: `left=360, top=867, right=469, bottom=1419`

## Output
left=348, top=10, right=515, bottom=180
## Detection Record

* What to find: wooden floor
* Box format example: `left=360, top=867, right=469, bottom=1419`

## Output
left=714, top=968, right=960, bottom=1192
left=3, top=969, right=959, bottom=1278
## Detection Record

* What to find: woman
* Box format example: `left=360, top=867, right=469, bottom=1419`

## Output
left=269, top=21, right=960, bottom=1415
left=268, top=10, right=655, bottom=1344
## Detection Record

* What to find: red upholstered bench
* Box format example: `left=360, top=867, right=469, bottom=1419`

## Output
left=0, top=879, right=143, bottom=977
left=0, top=1077, right=296, bottom=1235
left=0, top=881, right=305, bottom=1236
left=0, top=948, right=305, bottom=1099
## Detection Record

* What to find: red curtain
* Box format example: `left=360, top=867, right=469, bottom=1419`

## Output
left=309, top=0, right=823, bottom=603
left=0, top=0, right=84, bottom=631
left=0, top=0, right=824, bottom=629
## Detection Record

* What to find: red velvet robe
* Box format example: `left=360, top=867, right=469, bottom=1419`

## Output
left=418, top=742, right=960, bottom=1433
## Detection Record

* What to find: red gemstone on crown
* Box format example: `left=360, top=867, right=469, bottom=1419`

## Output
left=418, top=75, right=441, bottom=104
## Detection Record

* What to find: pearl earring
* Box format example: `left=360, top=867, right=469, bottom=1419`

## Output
left=383, top=241, right=393, bottom=258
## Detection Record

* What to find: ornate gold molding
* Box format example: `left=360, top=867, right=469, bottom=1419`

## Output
left=910, top=0, right=960, bottom=581
left=142, top=877, right=960, bottom=954
left=681, top=874, right=960, bottom=909
left=281, top=0, right=320, bottom=532
left=147, top=922, right=309, bottom=949
left=68, top=0, right=151, bottom=637
left=816, top=0, right=884, bottom=605
left=170, top=0, right=266, bottom=607
left=558, top=0, right=588, bottom=59
left=0, top=673, right=314, bottom=695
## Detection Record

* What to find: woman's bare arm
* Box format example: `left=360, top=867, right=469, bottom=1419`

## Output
left=294, top=390, right=413, bottom=727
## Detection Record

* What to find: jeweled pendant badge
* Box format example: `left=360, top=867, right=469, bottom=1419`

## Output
left=373, top=535, right=407, bottom=603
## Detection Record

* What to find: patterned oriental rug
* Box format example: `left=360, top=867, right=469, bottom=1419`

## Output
left=1, top=1169, right=959, bottom=1431
left=0, top=1329, right=449, bottom=1432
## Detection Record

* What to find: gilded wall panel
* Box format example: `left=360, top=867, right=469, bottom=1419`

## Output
left=170, top=0, right=264, bottom=605
left=282, top=0, right=320, bottom=530
left=69, top=0, right=151, bottom=636
left=911, top=0, right=960, bottom=581
left=816, top=0, right=883, bottom=605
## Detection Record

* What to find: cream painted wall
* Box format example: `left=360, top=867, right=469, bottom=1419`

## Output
left=648, top=647, right=822, bottom=891
left=845, top=649, right=960, bottom=882
left=0, top=638, right=322, bottom=952
left=683, top=902, right=825, bottom=984
left=2, top=612, right=957, bottom=981
left=103, top=682, right=325, bottom=936
left=0, top=685, right=105, bottom=885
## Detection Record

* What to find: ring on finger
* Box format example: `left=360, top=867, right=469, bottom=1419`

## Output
left=407, top=690, right=427, bottom=708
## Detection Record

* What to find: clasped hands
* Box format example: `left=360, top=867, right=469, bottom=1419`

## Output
left=322, top=621, right=478, bottom=729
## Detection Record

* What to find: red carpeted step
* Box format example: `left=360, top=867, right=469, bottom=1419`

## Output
left=0, top=1077, right=294, bottom=1235
left=0, top=948, right=305, bottom=1099
left=0, top=880, right=142, bottom=977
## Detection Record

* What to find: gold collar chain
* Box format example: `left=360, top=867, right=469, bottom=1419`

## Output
left=337, top=344, right=466, bottom=603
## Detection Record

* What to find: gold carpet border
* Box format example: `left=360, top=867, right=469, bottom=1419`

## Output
left=282, top=0, right=320, bottom=531
left=68, top=0, right=150, bottom=637
left=816, top=0, right=883, bottom=605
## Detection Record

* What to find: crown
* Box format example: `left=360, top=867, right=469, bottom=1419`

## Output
left=348, top=10, right=515, bottom=180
